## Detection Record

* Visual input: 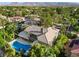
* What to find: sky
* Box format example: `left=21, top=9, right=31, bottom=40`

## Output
left=0, top=0, right=79, bottom=2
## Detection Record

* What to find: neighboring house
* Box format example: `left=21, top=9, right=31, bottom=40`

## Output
left=69, top=39, right=79, bottom=57
left=0, top=26, right=5, bottom=29
left=24, top=15, right=41, bottom=25
left=8, top=16, right=25, bottom=22
left=76, top=32, right=79, bottom=37
left=18, top=25, right=60, bottom=46
left=0, top=14, right=7, bottom=19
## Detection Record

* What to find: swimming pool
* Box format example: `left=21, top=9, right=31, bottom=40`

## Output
left=12, top=41, right=32, bottom=53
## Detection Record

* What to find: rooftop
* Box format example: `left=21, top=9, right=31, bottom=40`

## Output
left=24, top=25, right=47, bottom=36
left=18, top=25, right=60, bottom=46
left=69, top=39, right=79, bottom=54
left=9, top=16, right=24, bottom=19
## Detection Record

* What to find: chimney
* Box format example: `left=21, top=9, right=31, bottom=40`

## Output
left=41, top=28, right=43, bottom=34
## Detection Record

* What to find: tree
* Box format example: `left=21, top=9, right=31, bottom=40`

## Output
left=28, top=42, right=62, bottom=57
left=55, top=34, right=68, bottom=56
left=28, top=43, right=56, bottom=57
left=60, top=25, right=67, bottom=34
left=66, top=32, right=77, bottom=39
left=53, top=45, right=60, bottom=56
left=0, top=31, right=16, bottom=56
left=69, top=18, right=77, bottom=26
left=5, top=22, right=17, bottom=42
left=52, top=14, right=63, bottom=24
left=3, top=42, right=16, bottom=57
left=56, top=34, right=68, bottom=45
left=0, top=33, right=6, bottom=48
left=28, top=34, right=68, bottom=57
left=0, top=18, right=17, bottom=42
left=56, top=7, right=63, bottom=14
left=74, top=25, right=79, bottom=32
left=0, top=18, right=8, bottom=40
left=4, top=47, right=16, bottom=57
left=40, top=13, right=53, bottom=28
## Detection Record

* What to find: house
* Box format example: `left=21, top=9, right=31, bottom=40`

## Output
left=18, top=25, right=60, bottom=46
left=69, top=39, right=79, bottom=57
left=76, top=32, right=79, bottom=37
left=8, top=16, right=25, bottom=22
left=0, top=14, right=7, bottom=19
left=24, top=15, right=41, bottom=25
left=0, top=26, right=5, bottom=29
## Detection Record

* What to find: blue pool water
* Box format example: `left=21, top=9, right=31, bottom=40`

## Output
left=12, top=41, right=31, bottom=53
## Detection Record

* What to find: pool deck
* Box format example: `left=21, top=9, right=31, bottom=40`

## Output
left=16, top=38, right=32, bottom=45
left=10, top=38, right=32, bottom=46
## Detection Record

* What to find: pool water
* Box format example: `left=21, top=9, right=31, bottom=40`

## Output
left=12, top=41, right=32, bottom=53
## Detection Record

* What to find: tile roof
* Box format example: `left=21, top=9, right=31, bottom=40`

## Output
left=69, top=39, right=79, bottom=54
left=18, top=31, right=29, bottom=40
left=24, top=25, right=47, bottom=36
left=18, top=25, right=60, bottom=46
left=38, top=27, right=59, bottom=46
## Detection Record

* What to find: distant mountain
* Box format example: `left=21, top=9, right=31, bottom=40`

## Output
left=0, top=2, right=79, bottom=7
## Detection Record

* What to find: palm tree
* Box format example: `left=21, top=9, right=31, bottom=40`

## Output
left=4, top=48, right=15, bottom=57
left=5, top=22, right=17, bottom=42
left=0, top=34, right=6, bottom=48
left=40, top=13, right=53, bottom=28
left=0, top=18, right=8, bottom=40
